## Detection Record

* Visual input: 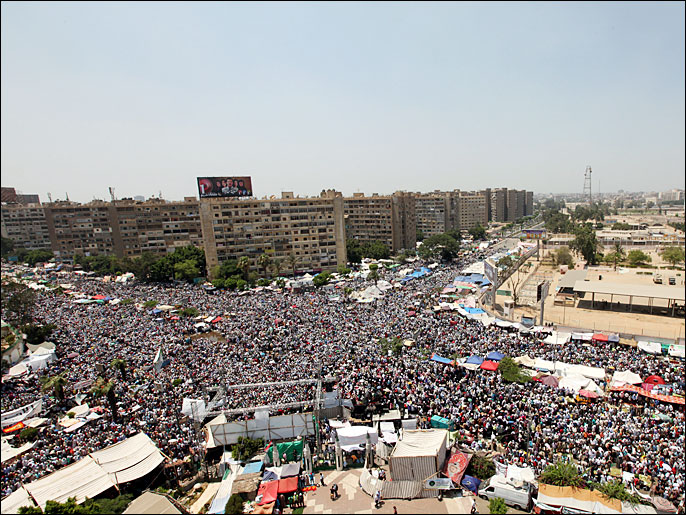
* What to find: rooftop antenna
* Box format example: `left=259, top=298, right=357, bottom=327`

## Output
left=583, top=166, right=592, bottom=204
left=66, top=192, right=70, bottom=202
left=47, top=192, right=52, bottom=203
left=159, top=190, right=162, bottom=199
left=109, top=187, right=116, bottom=203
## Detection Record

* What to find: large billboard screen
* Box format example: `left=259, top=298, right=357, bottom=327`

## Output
left=484, top=258, right=498, bottom=287
left=197, top=177, right=253, bottom=198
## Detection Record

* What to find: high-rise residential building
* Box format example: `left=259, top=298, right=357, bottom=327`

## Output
left=1, top=188, right=18, bottom=203
left=344, top=192, right=416, bottom=252
left=659, top=189, right=684, bottom=202
left=1, top=203, right=52, bottom=251
left=457, top=191, right=488, bottom=230
left=40, top=198, right=203, bottom=260
left=199, top=190, right=347, bottom=277
left=412, top=191, right=450, bottom=239
left=490, top=188, right=508, bottom=222
left=525, top=191, right=534, bottom=216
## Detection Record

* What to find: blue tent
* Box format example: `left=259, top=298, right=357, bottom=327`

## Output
left=466, top=356, right=484, bottom=365
left=486, top=351, right=505, bottom=361
left=262, top=469, right=279, bottom=482
left=242, top=461, right=264, bottom=475
left=151, top=308, right=163, bottom=314
left=461, top=475, right=482, bottom=493
left=430, top=354, right=454, bottom=365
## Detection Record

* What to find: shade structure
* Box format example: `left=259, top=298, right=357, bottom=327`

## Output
left=579, top=389, right=600, bottom=399
left=465, top=356, right=484, bottom=365
left=257, top=480, right=279, bottom=505
left=592, top=333, right=609, bottom=342
left=461, top=475, right=481, bottom=493
left=480, top=360, right=499, bottom=371
left=540, top=375, right=560, bottom=388
left=486, top=351, right=505, bottom=361
left=644, top=375, right=666, bottom=385
left=277, top=476, right=299, bottom=494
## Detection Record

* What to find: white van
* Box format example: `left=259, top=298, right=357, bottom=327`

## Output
left=478, top=475, right=532, bottom=511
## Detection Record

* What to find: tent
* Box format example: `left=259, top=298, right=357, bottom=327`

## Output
left=533, top=358, right=555, bottom=372
left=514, top=355, right=536, bottom=368
left=480, top=360, right=499, bottom=371
left=335, top=426, right=377, bottom=451
left=265, top=440, right=304, bottom=463
left=668, top=345, right=685, bottom=359
left=461, top=475, right=481, bottom=493
left=644, top=375, right=666, bottom=385
left=389, top=429, right=448, bottom=482
left=280, top=462, right=300, bottom=478
left=592, top=333, right=609, bottom=342
left=540, top=375, right=559, bottom=388
left=579, top=389, right=600, bottom=399
left=429, top=354, right=454, bottom=365
left=242, top=461, right=264, bottom=475
left=256, top=480, right=279, bottom=505
left=537, top=484, right=622, bottom=514
left=277, top=477, right=298, bottom=494
left=611, top=371, right=643, bottom=386
left=558, top=375, right=603, bottom=395
left=486, top=351, right=505, bottom=361
left=122, top=491, right=181, bottom=514
left=543, top=332, right=572, bottom=345
left=638, top=341, right=662, bottom=355
left=465, top=356, right=484, bottom=365
left=262, top=468, right=280, bottom=482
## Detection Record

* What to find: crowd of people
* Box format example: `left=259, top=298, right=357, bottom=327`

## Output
left=1, top=246, right=684, bottom=510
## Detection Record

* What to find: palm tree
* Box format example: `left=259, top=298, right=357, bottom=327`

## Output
left=110, top=358, right=128, bottom=382
left=368, top=264, right=379, bottom=287
left=344, top=287, right=353, bottom=303
left=287, top=253, right=300, bottom=278
left=608, top=241, right=626, bottom=271
left=268, top=258, right=283, bottom=279
left=237, top=256, right=250, bottom=281
left=40, top=373, right=68, bottom=403
left=257, top=253, right=272, bottom=278
left=90, top=377, right=118, bottom=422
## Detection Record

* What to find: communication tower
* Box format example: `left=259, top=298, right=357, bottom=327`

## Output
left=583, top=166, right=593, bottom=204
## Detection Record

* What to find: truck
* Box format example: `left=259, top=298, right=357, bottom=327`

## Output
left=478, top=474, right=533, bottom=511
left=653, top=273, right=663, bottom=284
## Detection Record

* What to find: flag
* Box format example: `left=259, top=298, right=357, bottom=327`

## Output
left=265, top=440, right=273, bottom=453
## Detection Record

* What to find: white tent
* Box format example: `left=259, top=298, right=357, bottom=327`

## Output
left=533, top=358, right=555, bottom=371
left=1, top=437, right=36, bottom=463
left=637, top=341, right=662, bottom=355
left=543, top=332, right=572, bottom=345
left=89, top=432, right=166, bottom=484
left=336, top=426, right=378, bottom=451
left=558, top=375, right=603, bottom=394
left=2, top=486, right=37, bottom=513
left=611, top=370, right=643, bottom=386
left=122, top=491, right=181, bottom=514
left=668, top=345, right=685, bottom=359
left=514, top=355, right=536, bottom=368
left=26, top=341, right=56, bottom=353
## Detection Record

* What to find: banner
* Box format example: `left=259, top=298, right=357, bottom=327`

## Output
left=424, top=478, right=453, bottom=489
left=2, top=422, right=25, bottom=433
left=444, top=451, right=472, bottom=486
left=197, top=176, right=253, bottom=198
left=1, top=400, right=43, bottom=428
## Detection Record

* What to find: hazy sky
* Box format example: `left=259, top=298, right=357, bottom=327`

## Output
left=2, top=1, right=684, bottom=203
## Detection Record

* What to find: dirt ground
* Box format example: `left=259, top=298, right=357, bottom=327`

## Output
left=491, top=249, right=685, bottom=341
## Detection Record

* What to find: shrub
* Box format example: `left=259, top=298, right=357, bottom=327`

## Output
left=172, top=378, right=183, bottom=387
left=232, top=436, right=264, bottom=462
left=20, top=426, right=39, bottom=442
left=224, top=494, right=245, bottom=515
left=498, top=357, right=531, bottom=384
left=489, top=497, right=508, bottom=514
left=120, top=298, right=134, bottom=305
left=540, top=461, right=585, bottom=487
left=143, top=300, right=158, bottom=308
left=590, top=479, right=642, bottom=504
left=467, top=455, right=495, bottom=480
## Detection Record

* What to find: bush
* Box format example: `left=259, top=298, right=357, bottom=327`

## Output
left=143, top=300, right=158, bottom=308
left=467, top=455, right=495, bottom=480
left=590, top=480, right=642, bottom=504
left=172, top=378, right=183, bottom=387
left=20, top=426, right=39, bottom=442
left=489, top=497, right=508, bottom=514
left=498, top=357, right=531, bottom=384
left=224, top=494, right=245, bottom=515
left=232, top=436, right=264, bottom=462
left=179, top=307, right=199, bottom=317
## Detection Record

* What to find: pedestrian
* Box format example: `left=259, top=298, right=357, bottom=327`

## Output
left=320, top=471, right=325, bottom=486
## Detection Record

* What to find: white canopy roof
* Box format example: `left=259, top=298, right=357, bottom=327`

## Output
left=637, top=341, right=662, bottom=355
left=611, top=370, right=643, bottom=386
left=391, top=429, right=447, bottom=458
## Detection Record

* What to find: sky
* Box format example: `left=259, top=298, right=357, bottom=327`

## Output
left=1, top=1, right=684, bottom=203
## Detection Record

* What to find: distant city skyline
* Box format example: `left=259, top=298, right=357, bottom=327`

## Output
left=2, top=2, right=684, bottom=203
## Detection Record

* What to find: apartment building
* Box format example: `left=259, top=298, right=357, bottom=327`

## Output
left=457, top=191, right=488, bottom=230
left=199, top=190, right=347, bottom=277
left=414, top=191, right=451, bottom=238
left=490, top=188, right=508, bottom=222
left=344, top=192, right=416, bottom=252
left=0, top=203, right=52, bottom=251
left=525, top=191, right=534, bottom=216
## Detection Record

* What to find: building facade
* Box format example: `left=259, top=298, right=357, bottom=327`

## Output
left=199, top=190, right=347, bottom=277
left=1, top=203, right=52, bottom=251
left=457, top=191, right=488, bottom=230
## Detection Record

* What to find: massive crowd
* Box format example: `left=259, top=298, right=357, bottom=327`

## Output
left=1, top=247, right=684, bottom=510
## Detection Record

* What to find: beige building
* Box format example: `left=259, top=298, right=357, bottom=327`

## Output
left=490, top=188, right=508, bottom=222
left=200, top=190, right=347, bottom=277
left=457, top=191, right=488, bottom=230
left=1, top=203, right=52, bottom=251
left=344, top=192, right=416, bottom=252
left=414, top=191, right=452, bottom=238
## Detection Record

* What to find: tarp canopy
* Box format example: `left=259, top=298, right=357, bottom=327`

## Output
left=430, top=415, right=451, bottom=429
left=540, top=375, right=560, bottom=388
left=644, top=375, right=665, bottom=385
left=1, top=486, right=37, bottom=513
left=122, top=491, right=181, bottom=514
left=277, top=476, right=299, bottom=494
left=241, top=460, right=264, bottom=475
left=257, top=480, right=279, bottom=505
left=465, top=356, right=484, bottom=365
left=668, top=345, right=685, bottom=359
left=534, top=358, right=555, bottom=371
left=611, top=371, right=643, bottom=386
left=430, top=353, right=454, bottom=365
left=537, top=484, right=622, bottom=514
left=514, top=355, right=536, bottom=368
left=280, top=462, right=300, bottom=478
left=335, top=426, right=378, bottom=450
left=543, top=332, right=572, bottom=345
left=571, top=332, right=594, bottom=341
left=486, top=351, right=505, bottom=361
left=262, top=468, right=280, bottom=482
left=638, top=341, right=662, bottom=355
left=480, top=360, right=499, bottom=371
left=265, top=440, right=304, bottom=463
left=559, top=375, right=603, bottom=394
left=611, top=384, right=685, bottom=405
left=461, top=475, right=481, bottom=493
left=592, top=333, right=609, bottom=342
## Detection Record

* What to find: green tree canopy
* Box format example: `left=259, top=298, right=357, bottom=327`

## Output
left=553, top=247, right=574, bottom=267
left=468, top=224, right=487, bottom=241
left=2, top=282, right=37, bottom=326
left=1, top=236, right=15, bottom=258
left=418, top=233, right=460, bottom=262
left=346, top=239, right=363, bottom=264
left=173, top=259, right=200, bottom=281
left=540, top=461, right=585, bottom=487
left=626, top=250, right=651, bottom=267
left=313, top=271, right=333, bottom=287
left=661, top=246, right=685, bottom=268
left=489, top=497, right=508, bottom=515
left=571, top=224, right=601, bottom=265
left=40, top=373, right=68, bottom=403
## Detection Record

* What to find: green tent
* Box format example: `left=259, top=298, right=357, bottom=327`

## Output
left=266, top=440, right=303, bottom=463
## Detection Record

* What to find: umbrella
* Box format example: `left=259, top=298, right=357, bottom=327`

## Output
left=408, top=311, right=416, bottom=317
left=67, top=352, right=79, bottom=359
left=579, top=389, right=599, bottom=399
left=540, top=375, right=559, bottom=388
left=644, top=375, right=666, bottom=385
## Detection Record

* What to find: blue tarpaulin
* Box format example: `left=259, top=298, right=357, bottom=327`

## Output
left=462, top=475, right=482, bottom=493
left=466, top=356, right=484, bottom=365
left=462, top=307, right=485, bottom=315
left=151, top=308, right=163, bottom=314
left=486, top=351, right=505, bottom=361
left=430, top=353, right=454, bottom=365
left=242, top=461, right=264, bottom=475
left=262, top=469, right=279, bottom=482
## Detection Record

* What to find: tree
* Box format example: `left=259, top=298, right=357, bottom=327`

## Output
left=174, top=259, right=200, bottom=282
left=236, top=257, right=250, bottom=281
left=661, top=246, right=685, bottom=268
left=110, top=358, right=128, bottom=382
left=20, top=426, right=39, bottom=442
left=467, top=455, right=495, bottom=480
left=540, top=461, right=585, bottom=487
left=498, top=357, right=531, bottom=384
left=361, top=240, right=390, bottom=260
left=313, top=271, right=332, bottom=287
left=232, top=436, right=264, bottom=461
left=24, top=250, right=55, bottom=267
left=497, top=256, right=514, bottom=270
left=378, top=336, right=403, bottom=356
left=343, top=287, right=353, bottom=302
left=149, top=257, right=174, bottom=282
left=468, top=224, right=487, bottom=241
left=143, top=300, right=158, bottom=309
left=553, top=247, right=574, bottom=267
left=489, top=497, right=508, bottom=514
left=225, top=494, right=245, bottom=515
left=571, top=224, right=600, bottom=265
left=1, top=236, right=15, bottom=258
left=416, top=229, right=425, bottom=242
left=368, top=263, right=380, bottom=286
left=612, top=222, right=631, bottom=230
left=180, top=307, right=200, bottom=317
left=419, top=233, right=460, bottom=262
left=1, top=282, right=37, bottom=326
left=337, top=264, right=351, bottom=275
left=346, top=239, right=363, bottom=264
left=257, top=253, right=272, bottom=278
left=604, top=242, right=625, bottom=271
left=20, top=323, right=56, bottom=345
left=90, top=377, right=119, bottom=422
left=40, top=373, right=68, bottom=403
left=590, top=479, right=642, bottom=504
left=287, top=253, right=300, bottom=278
left=627, top=250, right=651, bottom=267
left=268, top=258, right=283, bottom=278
